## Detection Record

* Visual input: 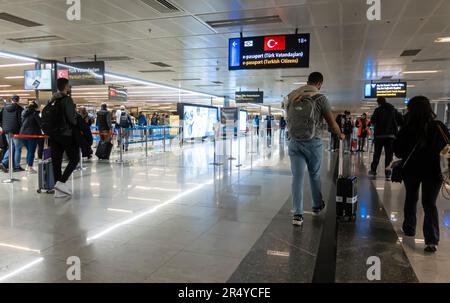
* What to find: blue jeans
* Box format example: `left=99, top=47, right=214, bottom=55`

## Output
left=289, top=138, right=324, bottom=215
left=17, top=138, right=38, bottom=167
left=2, top=135, right=22, bottom=169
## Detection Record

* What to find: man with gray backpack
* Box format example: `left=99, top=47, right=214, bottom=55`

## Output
left=286, top=72, right=345, bottom=226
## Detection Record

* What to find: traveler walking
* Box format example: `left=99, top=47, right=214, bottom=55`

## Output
left=118, top=106, right=133, bottom=152
left=280, top=116, right=287, bottom=139
left=394, top=96, right=450, bottom=253
left=76, top=107, right=94, bottom=159
left=96, top=103, right=112, bottom=142
left=18, top=101, right=42, bottom=173
left=369, top=97, right=404, bottom=180
left=356, top=113, right=371, bottom=152
left=254, top=115, right=260, bottom=136
left=0, top=95, right=24, bottom=172
left=266, top=115, right=273, bottom=138
left=138, top=112, right=148, bottom=126
left=342, top=112, right=354, bottom=154
left=286, top=72, right=345, bottom=226
left=41, top=78, right=79, bottom=198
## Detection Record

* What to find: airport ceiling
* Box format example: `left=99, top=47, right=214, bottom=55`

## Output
left=0, top=0, right=450, bottom=111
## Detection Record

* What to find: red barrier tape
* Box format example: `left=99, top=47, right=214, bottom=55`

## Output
left=13, top=134, right=49, bottom=139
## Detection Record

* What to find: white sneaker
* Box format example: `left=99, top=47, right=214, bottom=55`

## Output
left=54, top=189, right=69, bottom=199
left=54, top=181, right=72, bottom=196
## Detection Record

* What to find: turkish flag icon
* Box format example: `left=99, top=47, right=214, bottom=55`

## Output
left=57, top=69, right=69, bottom=79
left=264, top=36, right=286, bottom=51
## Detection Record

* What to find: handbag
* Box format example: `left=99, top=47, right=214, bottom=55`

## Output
left=391, top=143, right=418, bottom=183
left=436, top=124, right=450, bottom=199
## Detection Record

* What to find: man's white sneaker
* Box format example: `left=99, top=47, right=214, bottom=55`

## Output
left=54, top=181, right=72, bottom=196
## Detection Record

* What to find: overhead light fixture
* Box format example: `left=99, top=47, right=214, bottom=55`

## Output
left=105, top=73, right=219, bottom=99
left=0, top=85, right=12, bottom=87
left=435, top=37, right=450, bottom=43
left=402, top=70, right=439, bottom=74
left=293, top=82, right=307, bottom=85
left=0, top=51, right=38, bottom=62
left=407, top=84, right=416, bottom=88
left=0, top=63, right=35, bottom=68
left=4, top=76, right=25, bottom=79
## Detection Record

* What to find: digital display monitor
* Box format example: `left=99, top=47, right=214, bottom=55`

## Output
left=56, top=61, right=105, bottom=86
left=236, top=91, right=264, bottom=103
left=24, top=70, right=53, bottom=90
left=229, top=34, right=310, bottom=70
left=179, top=104, right=219, bottom=139
left=239, top=110, right=248, bottom=132
left=364, top=82, right=407, bottom=98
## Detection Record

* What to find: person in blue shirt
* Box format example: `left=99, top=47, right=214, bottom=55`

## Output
left=137, top=112, right=148, bottom=126
left=254, top=115, right=260, bottom=136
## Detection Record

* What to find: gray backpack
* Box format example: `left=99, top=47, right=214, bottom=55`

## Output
left=287, top=94, right=322, bottom=140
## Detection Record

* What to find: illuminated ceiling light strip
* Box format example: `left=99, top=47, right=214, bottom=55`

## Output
left=87, top=180, right=213, bottom=242
left=0, top=90, right=34, bottom=93
left=0, top=243, right=41, bottom=253
left=0, top=85, right=12, bottom=87
left=0, top=63, right=35, bottom=68
left=107, top=208, right=134, bottom=214
left=435, top=37, right=450, bottom=43
left=4, top=76, right=25, bottom=79
left=0, top=257, right=44, bottom=282
left=402, top=70, right=439, bottom=74
left=0, top=51, right=38, bottom=63
left=105, top=73, right=219, bottom=99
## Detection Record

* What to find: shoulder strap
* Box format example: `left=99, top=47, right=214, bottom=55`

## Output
left=437, top=122, right=450, bottom=145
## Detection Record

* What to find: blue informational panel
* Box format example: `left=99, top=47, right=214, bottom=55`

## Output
left=229, top=34, right=310, bottom=70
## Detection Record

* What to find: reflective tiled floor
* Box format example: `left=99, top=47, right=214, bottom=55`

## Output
left=0, top=133, right=294, bottom=283
left=0, top=133, right=449, bottom=283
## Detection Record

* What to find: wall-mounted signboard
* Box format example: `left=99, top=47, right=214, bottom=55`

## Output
left=56, top=61, right=105, bottom=86
left=177, top=103, right=219, bottom=139
left=364, top=82, right=407, bottom=98
left=229, top=34, right=310, bottom=70
left=108, top=86, right=128, bottom=102
left=235, top=91, right=264, bottom=103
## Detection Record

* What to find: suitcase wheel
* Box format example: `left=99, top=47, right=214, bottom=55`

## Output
left=37, top=189, right=42, bottom=194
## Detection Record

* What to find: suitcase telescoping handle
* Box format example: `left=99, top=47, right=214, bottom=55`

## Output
left=338, top=138, right=344, bottom=178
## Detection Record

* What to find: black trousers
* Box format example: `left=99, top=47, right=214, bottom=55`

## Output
left=371, top=138, right=394, bottom=172
left=50, top=135, right=80, bottom=183
left=403, top=174, right=441, bottom=245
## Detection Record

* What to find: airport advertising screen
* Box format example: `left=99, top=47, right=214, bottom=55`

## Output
left=364, top=82, right=407, bottom=98
left=239, top=110, right=248, bottom=132
left=56, top=61, right=105, bottom=86
left=24, top=70, right=53, bottom=90
left=229, top=34, right=310, bottom=70
left=181, top=104, right=219, bottom=139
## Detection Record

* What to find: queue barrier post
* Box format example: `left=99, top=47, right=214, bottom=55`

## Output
left=145, top=127, right=149, bottom=158
left=116, top=127, right=124, bottom=164
left=163, top=126, right=167, bottom=153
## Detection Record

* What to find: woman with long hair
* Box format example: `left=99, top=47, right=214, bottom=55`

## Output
left=394, top=96, right=450, bottom=253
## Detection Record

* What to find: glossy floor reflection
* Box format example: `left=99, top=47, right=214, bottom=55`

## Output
left=0, top=132, right=292, bottom=283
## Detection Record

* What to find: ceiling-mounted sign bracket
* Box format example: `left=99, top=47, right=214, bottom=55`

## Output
left=240, top=32, right=243, bottom=39
left=295, top=27, right=299, bottom=35
left=94, top=54, right=97, bottom=62
left=64, top=57, right=67, bottom=63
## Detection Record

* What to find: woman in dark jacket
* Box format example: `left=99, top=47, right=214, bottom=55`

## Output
left=19, top=101, right=42, bottom=173
left=76, top=107, right=94, bottom=159
left=394, top=96, right=450, bottom=253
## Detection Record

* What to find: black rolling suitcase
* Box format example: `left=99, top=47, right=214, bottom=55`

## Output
left=96, top=140, right=113, bottom=160
left=336, top=140, right=358, bottom=221
left=38, top=159, right=55, bottom=194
